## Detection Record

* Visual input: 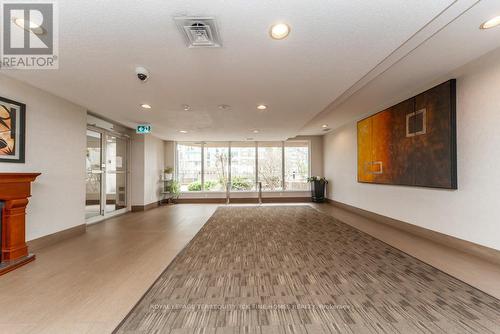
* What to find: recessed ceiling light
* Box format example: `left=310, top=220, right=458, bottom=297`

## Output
left=322, top=124, right=328, bottom=128
left=13, top=18, right=44, bottom=35
left=179, top=130, right=188, bottom=134
left=270, top=23, right=290, bottom=40
left=257, top=104, right=267, bottom=110
left=140, top=104, right=152, bottom=109
left=480, top=16, right=500, bottom=29
left=253, top=130, right=260, bottom=134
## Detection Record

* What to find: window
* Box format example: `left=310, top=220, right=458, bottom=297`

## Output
left=230, top=142, right=256, bottom=191
left=177, top=142, right=202, bottom=191
left=285, top=141, right=310, bottom=190
left=203, top=142, right=229, bottom=191
left=258, top=142, right=283, bottom=191
left=176, top=141, right=310, bottom=192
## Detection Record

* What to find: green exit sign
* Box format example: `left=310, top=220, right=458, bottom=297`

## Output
left=136, top=124, right=152, bottom=134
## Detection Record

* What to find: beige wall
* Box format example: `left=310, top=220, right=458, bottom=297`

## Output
left=130, top=134, right=165, bottom=206
left=144, top=135, right=165, bottom=205
left=130, top=134, right=145, bottom=206
left=322, top=47, right=500, bottom=250
left=164, top=140, right=175, bottom=170
left=0, top=74, right=87, bottom=241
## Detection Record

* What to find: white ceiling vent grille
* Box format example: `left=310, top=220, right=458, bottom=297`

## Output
left=174, top=16, right=222, bottom=48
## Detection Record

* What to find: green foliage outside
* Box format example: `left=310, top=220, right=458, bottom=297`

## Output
left=187, top=177, right=252, bottom=191
left=231, top=176, right=252, bottom=191
left=187, top=180, right=218, bottom=191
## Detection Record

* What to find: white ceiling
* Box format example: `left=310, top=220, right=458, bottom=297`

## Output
left=2, top=0, right=500, bottom=140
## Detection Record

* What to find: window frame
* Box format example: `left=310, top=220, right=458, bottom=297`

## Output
left=175, top=140, right=311, bottom=193
left=284, top=140, right=311, bottom=191
left=175, top=142, right=203, bottom=192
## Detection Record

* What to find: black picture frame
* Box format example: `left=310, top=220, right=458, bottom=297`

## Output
left=0, top=96, right=26, bottom=163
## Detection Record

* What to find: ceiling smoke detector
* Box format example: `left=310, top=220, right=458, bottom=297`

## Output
left=174, top=16, right=222, bottom=48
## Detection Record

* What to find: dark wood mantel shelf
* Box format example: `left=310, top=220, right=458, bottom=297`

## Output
left=0, top=172, right=41, bottom=275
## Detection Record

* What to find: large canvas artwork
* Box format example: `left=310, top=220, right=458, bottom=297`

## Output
left=0, top=96, right=26, bottom=163
left=357, top=80, right=457, bottom=189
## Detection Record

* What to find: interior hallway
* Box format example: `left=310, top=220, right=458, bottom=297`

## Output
left=1, top=204, right=499, bottom=334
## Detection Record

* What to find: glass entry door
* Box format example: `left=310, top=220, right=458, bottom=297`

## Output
left=86, top=130, right=103, bottom=219
left=105, top=135, right=127, bottom=214
left=85, top=127, right=129, bottom=223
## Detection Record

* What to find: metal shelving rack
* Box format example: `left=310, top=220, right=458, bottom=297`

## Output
left=160, top=174, right=174, bottom=204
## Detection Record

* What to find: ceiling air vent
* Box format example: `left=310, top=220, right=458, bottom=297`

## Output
left=174, top=16, right=222, bottom=48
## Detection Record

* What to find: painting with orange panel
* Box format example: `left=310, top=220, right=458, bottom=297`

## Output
left=357, top=117, right=373, bottom=182
left=370, top=110, right=391, bottom=183
left=357, top=80, right=457, bottom=189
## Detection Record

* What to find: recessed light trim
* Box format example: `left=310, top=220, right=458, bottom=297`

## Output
left=257, top=104, right=267, bottom=110
left=270, top=23, right=290, bottom=40
left=480, top=16, right=500, bottom=29
left=140, top=104, right=152, bottom=109
left=322, top=124, right=328, bottom=128
left=179, top=130, right=188, bottom=134
left=253, top=130, right=260, bottom=134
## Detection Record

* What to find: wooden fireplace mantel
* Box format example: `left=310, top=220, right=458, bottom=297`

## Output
left=0, top=172, right=41, bottom=275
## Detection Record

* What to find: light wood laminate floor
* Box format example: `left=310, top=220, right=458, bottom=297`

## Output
left=0, top=204, right=218, bottom=334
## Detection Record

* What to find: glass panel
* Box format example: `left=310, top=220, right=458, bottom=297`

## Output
left=203, top=142, right=229, bottom=191
left=177, top=142, right=202, bottom=191
left=258, top=142, right=283, bottom=191
left=105, top=135, right=127, bottom=213
left=230, top=142, right=256, bottom=191
left=285, top=141, right=310, bottom=190
left=85, top=130, right=102, bottom=219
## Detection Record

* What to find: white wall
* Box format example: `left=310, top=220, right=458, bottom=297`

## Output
left=130, top=133, right=164, bottom=206
left=164, top=140, right=175, bottom=171
left=130, top=134, right=145, bottom=206
left=0, top=74, right=86, bottom=241
left=144, top=135, right=165, bottom=205
left=323, top=48, right=500, bottom=250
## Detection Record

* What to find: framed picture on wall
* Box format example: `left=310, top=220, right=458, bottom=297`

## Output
left=0, top=96, right=26, bottom=163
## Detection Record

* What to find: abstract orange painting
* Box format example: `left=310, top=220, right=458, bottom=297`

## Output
left=357, top=80, right=457, bottom=189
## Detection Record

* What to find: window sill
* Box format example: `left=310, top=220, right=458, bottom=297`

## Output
left=179, top=190, right=310, bottom=194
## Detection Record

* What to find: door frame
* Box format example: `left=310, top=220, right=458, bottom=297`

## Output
left=86, top=125, right=130, bottom=224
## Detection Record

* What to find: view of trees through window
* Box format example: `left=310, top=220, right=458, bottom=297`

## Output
left=177, top=143, right=202, bottom=192
left=258, top=142, right=283, bottom=191
left=176, top=141, right=309, bottom=192
left=203, top=143, right=229, bottom=191
left=230, top=142, right=256, bottom=191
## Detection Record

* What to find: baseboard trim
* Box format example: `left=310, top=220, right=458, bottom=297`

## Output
left=174, top=197, right=311, bottom=204
left=131, top=201, right=160, bottom=212
left=27, top=224, right=86, bottom=252
left=326, top=199, right=500, bottom=266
